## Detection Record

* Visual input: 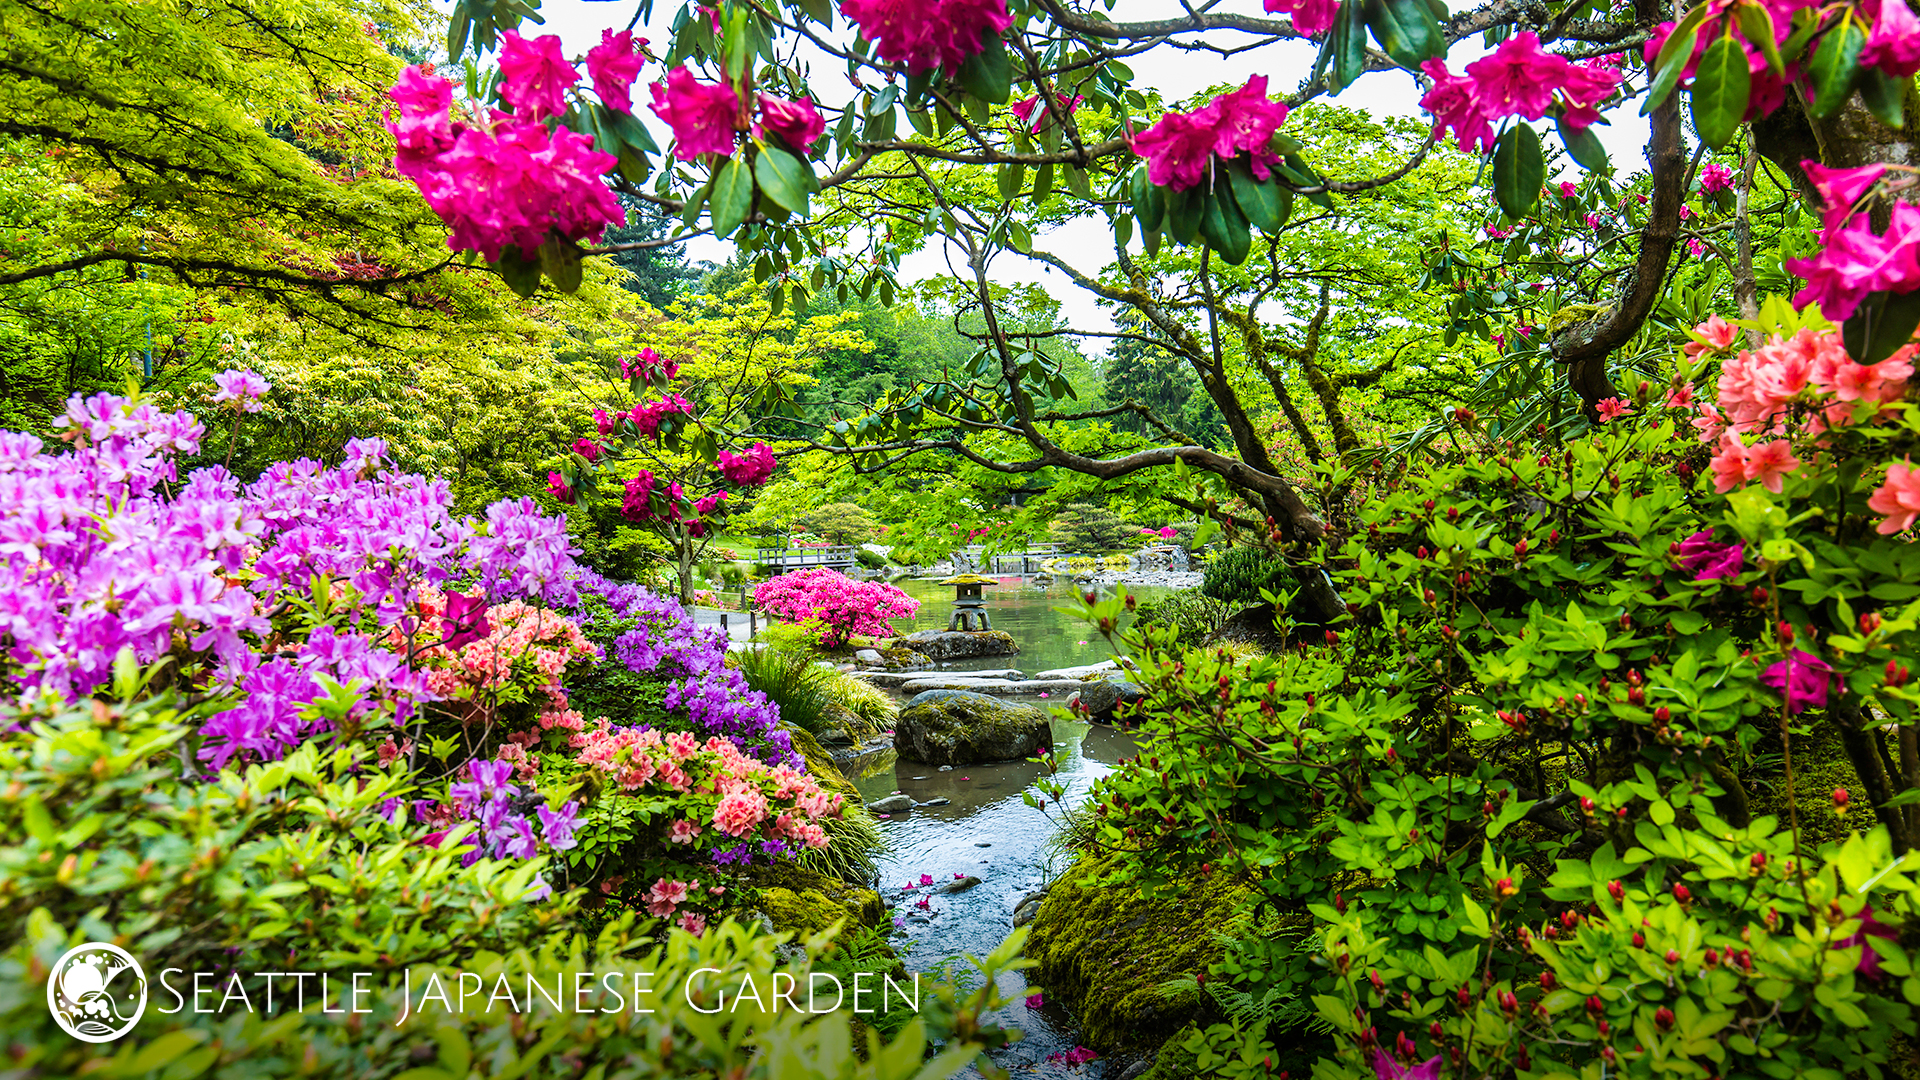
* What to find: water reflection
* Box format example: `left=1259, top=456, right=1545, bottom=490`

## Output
left=888, top=577, right=1171, bottom=676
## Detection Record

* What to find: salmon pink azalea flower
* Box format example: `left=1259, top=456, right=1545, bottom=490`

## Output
left=1868, top=459, right=1920, bottom=535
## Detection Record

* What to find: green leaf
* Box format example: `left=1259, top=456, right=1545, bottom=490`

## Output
left=492, top=246, right=542, bottom=298
left=1841, top=288, right=1920, bottom=364
left=1007, top=221, right=1033, bottom=254
left=1857, top=67, right=1907, bottom=128
left=1806, top=15, right=1866, bottom=119
left=536, top=236, right=583, bottom=293
left=754, top=147, right=812, bottom=214
left=1556, top=115, right=1609, bottom=171
left=605, top=106, right=659, bottom=154
left=447, top=3, right=472, bottom=60
left=1363, top=0, right=1442, bottom=69
left=1164, top=185, right=1204, bottom=246
left=1735, top=4, right=1785, bottom=76
left=1644, top=22, right=1702, bottom=113
left=1131, top=166, right=1165, bottom=232
left=1690, top=34, right=1752, bottom=149
left=1228, top=163, right=1282, bottom=232
left=997, top=162, right=1026, bottom=200
left=1199, top=185, right=1252, bottom=265
left=1330, top=3, right=1369, bottom=93
left=709, top=157, right=754, bottom=238
left=22, top=797, right=52, bottom=844
left=1491, top=124, right=1544, bottom=220
left=1033, top=161, right=1055, bottom=203
left=958, top=31, right=1012, bottom=104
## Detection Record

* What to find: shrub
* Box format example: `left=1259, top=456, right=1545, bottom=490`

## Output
left=854, top=547, right=888, bottom=570
left=753, top=568, right=919, bottom=648
left=1198, top=544, right=1296, bottom=605
left=1132, top=592, right=1231, bottom=648
left=794, top=503, right=881, bottom=545
left=1060, top=319, right=1920, bottom=1078
left=1048, top=503, right=1142, bottom=554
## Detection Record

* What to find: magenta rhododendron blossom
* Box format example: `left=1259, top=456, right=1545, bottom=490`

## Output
left=756, top=94, right=826, bottom=151
left=1698, top=161, right=1734, bottom=194
left=1421, top=34, right=1619, bottom=152
left=211, top=369, right=270, bottom=411
left=1868, top=459, right=1920, bottom=535
left=1025, top=991, right=1044, bottom=1007
left=573, top=437, right=603, bottom=463
left=717, top=442, right=777, bottom=486
left=586, top=29, right=647, bottom=114
left=1787, top=201, right=1920, bottom=323
left=649, top=66, right=741, bottom=160
left=1862, top=0, right=1920, bottom=79
left=1465, top=32, right=1570, bottom=120
left=1262, top=0, right=1338, bottom=35
left=545, top=471, right=576, bottom=505
left=840, top=0, right=1015, bottom=74
left=1419, top=60, right=1494, bottom=154
left=620, top=347, right=679, bottom=383
left=622, top=470, right=659, bottom=522
left=441, top=591, right=493, bottom=650
left=498, top=31, right=576, bottom=122
left=1835, top=905, right=1900, bottom=981
left=1760, top=649, right=1838, bottom=714
left=1372, top=1049, right=1442, bottom=1080
left=1675, top=530, right=1744, bottom=581
left=753, top=567, right=919, bottom=646
left=1132, top=76, right=1288, bottom=191
left=1010, top=92, right=1083, bottom=133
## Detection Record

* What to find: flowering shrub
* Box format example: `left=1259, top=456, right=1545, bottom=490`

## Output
left=753, top=567, right=920, bottom=648
left=1062, top=309, right=1920, bottom=1077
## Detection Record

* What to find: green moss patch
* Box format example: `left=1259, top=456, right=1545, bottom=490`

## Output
left=1025, top=852, right=1251, bottom=1052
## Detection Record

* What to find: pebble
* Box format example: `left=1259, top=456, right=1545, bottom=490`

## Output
left=917, top=797, right=950, bottom=807
left=938, top=765, right=954, bottom=772
left=975, top=841, right=992, bottom=847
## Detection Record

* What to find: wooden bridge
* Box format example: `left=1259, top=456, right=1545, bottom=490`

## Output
left=958, top=543, right=1065, bottom=574
left=753, top=545, right=859, bottom=570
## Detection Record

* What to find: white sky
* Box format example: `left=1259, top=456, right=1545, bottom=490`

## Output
left=471, top=1, right=1653, bottom=348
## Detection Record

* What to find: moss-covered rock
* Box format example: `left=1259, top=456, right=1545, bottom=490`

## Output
left=745, top=860, right=887, bottom=931
left=895, top=628, right=1019, bottom=661
left=789, top=726, right=863, bottom=805
left=895, top=689, right=1052, bottom=765
left=1025, top=851, right=1250, bottom=1053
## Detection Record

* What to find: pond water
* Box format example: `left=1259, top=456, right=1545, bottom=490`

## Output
left=840, top=576, right=1172, bottom=1076
left=887, top=576, right=1175, bottom=675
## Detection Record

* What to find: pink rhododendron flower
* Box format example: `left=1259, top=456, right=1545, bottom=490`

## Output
left=1760, top=649, right=1838, bottom=714
left=440, top=591, right=492, bottom=650
left=1675, top=530, right=1744, bottom=581
left=1372, top=1049, right=1442, bottom=1080
left=1868, top=459, right=1920, bottom=535
left=1805, top=161, right=1888, bottom=229
left=1710, top=435, right=1749, bottom=494
left=620, top=347, right=679, bottom=383
left=1026, top=991, right=1044, bottom=1007
left=753, top=567, right=919, bottom=646
left=1698, top=161, right=1734, bottom=194
left=650, top=67, right=741, bottom=160
left=713, top=787, right=769, bottom=836
left=1664, top=382, right=1696, bottom=409
left=757, top=94, right=826, bottom=151
left=1558, top=181, right=1577, bottom=199
left=545, top=471, right=576, bottom=505
left=669, top=818, right=702, bottom=843
left=1465, top=32, right=1570, bottom=120
left=211, top=369, right=270, bottom=412
left=586, top=29, right=646, bottom=114
left=1594, top=396, right=1633, bottom=422
left=840, top=0, right=1015, bottom=74
left=1863, top=0, right=1920, bottom=79
left=1786, top=202, right=1920, bottom=324
left=1419, top=59, right=1494, bottom=153
left=1686, top=237, right=1707, bottom=257
left=1132, top=76, right=1288, bottom=192
left=572, top=437, right=603, bottom=463
left=717, top=442, right=777, bottom=486
left=1262, top=0, right=1338, bottom=35
left=622, top=470, right=658, bottom=522
left=498, top=31, right=576, bottom=122
left=693, top=490, right=729, bottom=516
left=1010, top=92, right=1083, bottom=133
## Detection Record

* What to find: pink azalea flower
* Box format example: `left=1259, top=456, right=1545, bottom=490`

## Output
left=211, top=369, right=270, bottom=412
left=757, top=94, right=827, bottom=151
left=1664, top=382, right=1696, bottom=409
left=1698, top=162, right=1734, bottom=195
left=650, top=67, right=741, bottom=160
left=594, top=408, right=616, bottom=435
left=1760, top=649, right=1837, bottom=715
left=677, top=911, right=708, bottom=936
left=1010, top=92, right=1083, bottom=133
left=1594, top=396, right=1633, bottom=422
left=1868, top=459, right=1920, bottom=535
left=840, top=0, right=1014, bottom=74
left=1684, top=314, right=1740, bottom=360
left=1262, top=0, right=1339, bottom=35
left=1710, top=435, right=1749, bottom=494
left=1675, top=529, right=1744, bottom=581
left=668, top=818, right=701, bottom=844
left=498, top=31, right=576, bottom=121
left=1026, top=991, right=1044, bottom=1007
left=1159, top=525, right=1178, bottom=539
left=693, top=489, right=730, bottom=517
left=586, top=29, right=647, bottom=114
left=1585, top=212, right=1603, bottom=230
left=441, top=591, right=492, bottom=650
left=646, top=876, right=690, bottom=917
left=1372, top=1048, right=1442, bottom=1080
left=1745, top=439, right=1801, bottom=493
left=1687, top=237, right=1706, bottom=257
left=1464, top=31, right=1569, bottom=121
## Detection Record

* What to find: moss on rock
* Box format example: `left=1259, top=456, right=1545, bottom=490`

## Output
left=745, top=860, right=886, bottom=931
left=895, top=689, right=1052, bottom=765
left=1026, top=851, right=1250, bottom=1053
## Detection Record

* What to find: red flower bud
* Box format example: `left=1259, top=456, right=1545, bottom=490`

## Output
left=1422, top=499, right=1435, bottom=511
left=1368, top=969, right=1384, bottom=992
left=1654, top=1006, right=1675, bottom=1031
left=1628, top=686, right=1645, bottom=705
left=1703, top=947, right=1719, bottom=967
left=1673, top=883, right=1691, bottom=904
left=1515, top=538, right=1529, bottom=556
left=1446, top=506, right=1460, bottom=521
left=1498, top=991, right=1518, bottom=1014
left=1777, top=620, right=1795, bottom=645
left=1540, top=970, right=1555, bottom=990
left=1631, top=931, right=1645, bottom=949
left=1653, top=705, right=1671, bottom=723
left=1560, top=910, right=1579, bottom=930
left=1334, top=892, right=1347, bottom=914
left=1887, top=660, right=1912, bottom=689
left=1833, top=788, right=1851, bottom=808
left=1549, top=529, right=1560, bottom=544
left=1430, top=1020, right=1444, bottom=1040
left=1750, top=585, right=1769, bottom=606
left=1664, top=949, right=1680, bottom=965
left=1749, top=852, right=1766, bottom=874
left=1416, top=546, right=1431, bottom=560
left=1496, top=877, right=1517, bottom=897
left=1483, top=800, right=1495, bottom=815
left=1325, top=629, right=1339, bottom=646
left=1586, top=995, right=1604, bottom=1016
left=1608, top=880, right=1625, bottom=902
left=1580, top=796, right=1596, bottom=814
left=1457, top=985, right=1472, bottom=1008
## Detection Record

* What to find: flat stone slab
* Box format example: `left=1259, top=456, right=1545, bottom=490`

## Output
left=898, top=677, right=1087, bottom=697
left=1030, top=660, right=1130, bottom=680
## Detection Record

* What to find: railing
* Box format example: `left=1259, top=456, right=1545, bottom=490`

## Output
left=954, top=543, right=1068, bottom=574
left=753, top=545, right=858, bottom=570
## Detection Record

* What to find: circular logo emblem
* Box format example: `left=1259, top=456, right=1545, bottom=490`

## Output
left=47, top=943, right=147, bottom=1043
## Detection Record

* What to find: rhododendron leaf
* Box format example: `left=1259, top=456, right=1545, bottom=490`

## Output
left=1363, top=0, right=1441, bottom=70
left=537, top=236, right=583, bottom=293
left=1198, top=187, right=1252, bottom=265
left=904, top=68, right=932, bottom=105
left=1165, top=185, right=1203, bottom=246
left=1130, top=165, right=1164, bottom=232
left=1857, top=67, right=1907, bottom=129
left=1690, top=35, right=1750, bottom=150
left=754, top=147, right=812, bottom=214
left=494, top=245, right=543, bottom=298
left=957, top=31, right=1012, bottom=104
left=1227, top=162, right=1282, bottom=233
left=1735, top=4, right=1785, bottom=77
left=680, top=180, right=709, bottom=229
left=1328, top=4, right=1369, bottom=94
left=606, top=106, right=659, bottom=155
left=997, top=162, right=1025, bottom=200
left=1644, top=20, right=1702, bottom=113
left=1491, top=124, right=1544, bottom=220
left=710, top=157, right=754, bottom=238
left=1142, top=223, right=1163, bottom=257
left=448, top=2, right=473, bottom=60
left=1033, top=161, right=1054, bottom=203
left=1806, top=16, right=1866, bottom=119
left=796, top=0, right=833, bottom=25
left=1556, top=115, right=1609, bottom=171
left=1066, top=164, right=1092, bottom=199
left=1007, top=220, right=1033, bottom=254
left=1840, top=288, right=1920, bottom=364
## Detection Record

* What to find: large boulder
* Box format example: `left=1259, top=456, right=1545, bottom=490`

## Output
left=895, top=689, right=1052, bottom=764
left=895, top=628, right=1019, bottom=661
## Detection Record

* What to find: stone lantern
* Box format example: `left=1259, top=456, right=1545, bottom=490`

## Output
left=938, top=573, right=998, bottom=631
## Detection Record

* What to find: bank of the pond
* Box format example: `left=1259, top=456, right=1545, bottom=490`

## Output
left=885, top=577, right=1174, bottom=676
left=840, top=706, right=1141, bottom=1077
